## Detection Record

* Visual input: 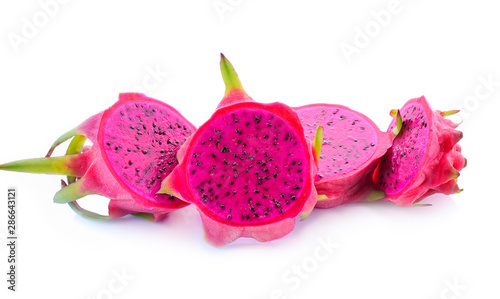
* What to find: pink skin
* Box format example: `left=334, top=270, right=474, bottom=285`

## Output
left=295, top=104, right=392, bottom=208
left=374, top=96, right=466, bottom=206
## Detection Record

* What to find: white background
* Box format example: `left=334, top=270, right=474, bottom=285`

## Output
left=1, top=1, right=499, bottom=298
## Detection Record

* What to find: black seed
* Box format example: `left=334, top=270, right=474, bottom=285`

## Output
left=128, top=161, right=133, bottom=166
left=211, top=153, right=216, bottom=158
left=220, top=204, right=225, bottom=209
left=227, top=215, right=232, bottom=220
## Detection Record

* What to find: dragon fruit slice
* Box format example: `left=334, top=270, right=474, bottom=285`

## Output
left=295, top=104, right=401, bottom=208
left=0, top=93, right=195, bottom=220
left=373, top=96, right=467, bottom=206
left=159, top=54, right=321, bottom=246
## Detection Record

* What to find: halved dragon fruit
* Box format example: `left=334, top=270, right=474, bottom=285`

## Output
left=295, top=104, right=401, bottom=208
left=159, top=54, right=321, bottom=246
left=0, top=93, right=195, bottom=220
left=373, top=96, right=467, bottom=206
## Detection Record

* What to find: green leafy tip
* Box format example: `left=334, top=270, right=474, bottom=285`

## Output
left=46, top=128, right=80, bottom=157
left=220, top=53, right=244, bottom=95
left=313, top=126, right=324, bottom=166
left=365, top=190, right=385, bottom=202
left=390, top=110, right=403, bottom=139
left=0, top=155, right=83, bottom=177
left=439, top=110, right=460, bottom=117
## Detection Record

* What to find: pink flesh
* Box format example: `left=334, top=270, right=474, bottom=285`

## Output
left=297, top=106, right=378, bottom=179
left=102, top=100, right=193, bottom=203
left=186, top=107, right=308, bottom=225
left=378, top=102, right=430, bottom=195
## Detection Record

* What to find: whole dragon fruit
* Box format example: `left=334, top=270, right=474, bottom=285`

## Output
left=0, top=93, right=195, bottom=220
left=295, top=104, right=401, bottom=208
left=373, top=96, right=467, bottom=206
left=159, top=54, right=322, bottom=246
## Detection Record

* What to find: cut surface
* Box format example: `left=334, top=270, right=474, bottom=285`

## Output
left=297, top=106, right=378, bottom=180
left=377, top=102, right=430, bottom=195
left=101, top=100, right=193, bottom=204
left=186, top=107, right=309, bottom=225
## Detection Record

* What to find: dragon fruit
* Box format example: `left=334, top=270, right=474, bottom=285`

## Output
left=295, top=104, right=401, bottom=208
left=373, top=96, right=467, bottom=206
left=159, top=54, right=321, bottom=246
left=0, top=93, right=195, bottom=220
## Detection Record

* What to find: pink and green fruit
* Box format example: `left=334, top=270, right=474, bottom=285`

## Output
left=374, top=96, right=467, bottom=206
left=0, top=93, right=195, bottom=220
left=296, top=104, right=401, bottom=208
left=159, top=55, right=322, bottom=246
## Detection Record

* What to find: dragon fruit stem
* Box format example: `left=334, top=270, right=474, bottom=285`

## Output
left=313, top=126, right=324, bottom=167
left=390, top=110, right=403, bottom=139
left=46, top=128, right=80, bottom=157
left=53, top=179, right=91, bottom=203
left=67, top=194, right=112, bottom=220
left=0, top=154, right=87, bottom=177
left=220, top=53, right=244, bottom=95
